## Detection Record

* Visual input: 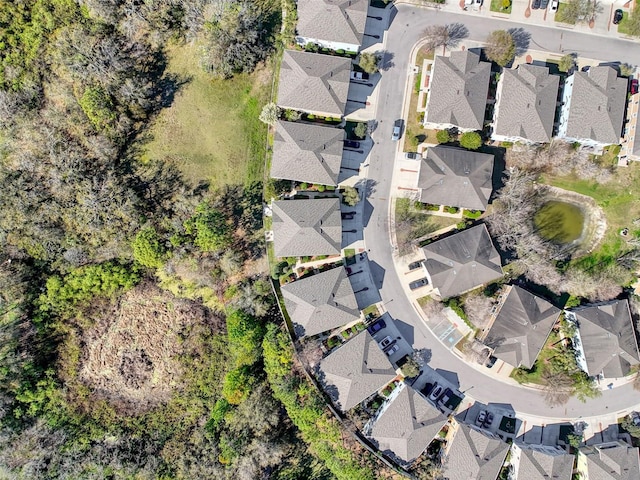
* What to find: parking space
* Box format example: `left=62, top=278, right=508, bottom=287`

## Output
left=394, top=155, right=422, bottom=190
left=345, top=79, right=380, bottom=121
left=361, top=6, right=387, bottom=51
left=367, top=313, right=413, bottom=364
left=458, top=400, right=519, bottom=440
left=411, top=365, right=464, bottom=414
left=348, top=257, right=382, bottom=309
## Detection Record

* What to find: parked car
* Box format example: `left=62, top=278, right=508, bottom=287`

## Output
left=350, top=71, right=369, bottom=81
left=392, top=119, right=402, bottom=141
left=405, top=152, right=419, bottom=160
left=532, top=0, right=541, bottom=9
left=384, top=344, right=400, bottom=356
left=409, top=278, right=429, bottom=290
left=484, top=412, right=495, bottom=427
left=614, top=9, right=624, bottom=24
left=379, top=335, right=393, bottom=349
left=476, top=410, right=487, bottom=427
left=407, top=261, right=422, bottom=271
left=344, top=140, right=360, bottom=149
left=539, top=0, right=549, bottom=9
left=631, top=78, right=639, bottom=95
left=549, top=0, right=558, bottom=11
left=429, top=384, right=444, bottom=402
left=367, top=319, right=386, bottom=334
left=485, top=355, right=498, bottom=368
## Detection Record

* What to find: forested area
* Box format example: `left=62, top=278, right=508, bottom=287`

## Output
left=0, top=0, right=371, bottom=478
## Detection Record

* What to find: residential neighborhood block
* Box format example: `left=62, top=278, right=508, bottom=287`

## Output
left=567, top=299, right=640, bottom=378
left=271, top=198, right=342, bottom=257
left=365, top=384, right=448, bottom=465
left=483, top=285, right=561, bottom=369
left=277, top=50, right=351, bottom=117
left=318, top=331, right=397, bottom=412
left=271, top=120, right=344, bottom=186
left=295, top=0, right=369, bottom=53
left=557, top=66, right=628, bottom=147
left=421, top=224, right=504, bottom=299
left=424, top=50, right=491, bottom=132
left=416, top=145, right=495, bottom=211
left=492, top=64, right=560, bottom=144
left=577, top=441, right=640, bottom=480
left=281, top=266, right=360, bottom=338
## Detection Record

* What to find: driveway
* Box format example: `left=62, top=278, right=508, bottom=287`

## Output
left=364, top=3, right=640, bottom=421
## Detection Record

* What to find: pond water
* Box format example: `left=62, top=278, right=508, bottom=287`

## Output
left=534, top=201, right=585, bottom=244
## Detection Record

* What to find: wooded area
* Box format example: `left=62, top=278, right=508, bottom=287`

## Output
left=0, top=1, right=381, bottom=478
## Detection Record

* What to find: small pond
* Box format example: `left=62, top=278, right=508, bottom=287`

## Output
left=534, top=201, right=585, bottom=244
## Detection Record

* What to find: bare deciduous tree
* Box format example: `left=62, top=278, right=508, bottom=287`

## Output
left=422, top=23, right=469, bottom=53
left=541, top=371, right=573, bottom=407
left=463, top=293, right=494, bottom=330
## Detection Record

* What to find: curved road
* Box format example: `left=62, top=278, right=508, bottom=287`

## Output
left=364, top=4, right=640, bottom=420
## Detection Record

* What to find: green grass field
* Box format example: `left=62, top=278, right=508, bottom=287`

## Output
left=143, top=43, right=273, bottom=188
left=490, top=0, right=512, bottom=14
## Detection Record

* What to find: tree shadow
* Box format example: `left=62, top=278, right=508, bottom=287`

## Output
left=507, top=28, right=531, bottom=57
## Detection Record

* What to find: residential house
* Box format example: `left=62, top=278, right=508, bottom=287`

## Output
left=576, top=441, right=640, bottom=480
left=271, top=120, right=344, bottom=186
left=281, top=266, right=360, bottom=338
left=557, top=66, right=628, bottom=147
left=318, top=330, right=397, bottom=412
left=442, top=421, right=509, bottom=480
left=365, top=384, right=448, bottom=466
left=567, top=299, right=640, bottom=378
left=424, top=50, right=491, bottom=132
left=277, top=50, right=351, bottom=117
left=483, top=285, right=561, bottom=369
left=421, top=224, right=504, bottom=299
left=492, top=64, right=560, bottom=144
left=416, top=145, right=495, bottom=211
left=509, top=443, right=574, bottom=480
left=271, top=198, right=342, bottom=258
left=295, top=0, right=369, bottom=53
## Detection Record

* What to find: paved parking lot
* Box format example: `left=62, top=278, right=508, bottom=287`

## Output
left=410, top=365, right=464, bottom=414
left=458, top=400, right=521, bottom=441
left=368, top=313, right=413, bottom=365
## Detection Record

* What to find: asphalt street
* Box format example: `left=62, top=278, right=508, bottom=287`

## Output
left=364, top=4, right=640, bottom=420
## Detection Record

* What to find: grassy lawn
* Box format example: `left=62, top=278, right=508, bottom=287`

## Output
left=510, top=330, right=562, bottom=385
left=541, top=161, right=640, bottom=266
left=555, top=4, right=576, bottom=24
left=490, top=0, right=512, bottom=14
left=618, top=11, right=633, bottom=35
left=395, top=198, right=459, bottom=255
left=142, top=43, right=272, bottom=188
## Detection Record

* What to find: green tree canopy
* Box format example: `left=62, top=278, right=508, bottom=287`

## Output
left=184, top=203, right=233, bottom=252
left=436, top=129, right=451, bottom=144
left=459, top=131, right=483, bottom=150
left=358, top=52, right=380, bottom=74
left=132, top=227, right=167, bottom=268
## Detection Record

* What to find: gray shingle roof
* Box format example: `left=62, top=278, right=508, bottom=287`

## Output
left=516, top=448, right=574, bottom=480
left=493, top=64, right=560, bottom=143
left=368, top=385, right=448, bottom=465
left=281, top=266, right=360, bottom=338
left=425, top=51, right=491, bottom=130
left=485, top=286, right=561, bottom=369
left=580, top=444, right=640, bottom=480
left=443, top=424, right=509, bottom=480
left=272, top=198, right=342, bottom=257
left=417, top=146, right=494, bottom=210
left=296, top=0, right=368, bottom=47
left=271, top=120, right=344, bottom=186
left=277, top=50, right=351, bottom=116
left=422, top=224, right=503, bottom=299
left=319, top=330, right=397, bottom=412
left=564, top=67, right=627, bottom=144
left=570, top=300, right=640, bottom=378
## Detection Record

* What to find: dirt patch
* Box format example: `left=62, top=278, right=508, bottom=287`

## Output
left=76, top=282, right=220, bottom=414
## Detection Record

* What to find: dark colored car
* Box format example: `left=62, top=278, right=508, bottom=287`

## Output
left=409, top=278, right=429, bottom=290
left=539, top=0, right=549, bottom=9
left=631, top=78, right=639, bottom=95
left=344, top=140, right=361, bottom=149
left=484, top=412, right=495, bottom=428
left=613, top=9, right=623, bottom=24
left=407, top=261, right=422, bottom=271
left=531, top=0, right=541, bottom=9
left=405, top=152, right=419, bottom=160
left=485, top=355, right=498, bottom=368
left=367, top=319, right=386, bottom=334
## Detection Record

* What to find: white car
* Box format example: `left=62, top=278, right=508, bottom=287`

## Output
left=379, top=335, right=393, bottom=349
left=549, top=0, right=558, bottom=12
left=385, top=344, right=400, bottom=356
left=429, top=384, right=444, bottom=402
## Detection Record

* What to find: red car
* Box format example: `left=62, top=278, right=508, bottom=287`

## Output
left=631, top=78, right=639, bottom=95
